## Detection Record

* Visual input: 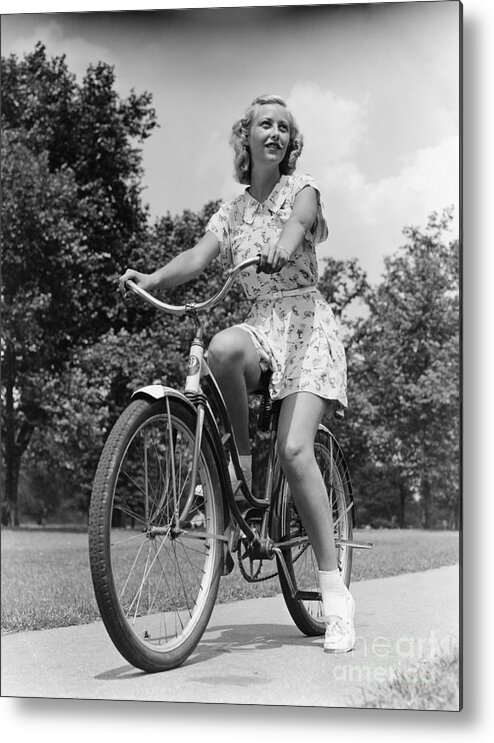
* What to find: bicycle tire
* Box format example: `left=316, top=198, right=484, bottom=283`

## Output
left=274, top=424, right=353, bottom=636
left=89, top=396, right=224, bottom=672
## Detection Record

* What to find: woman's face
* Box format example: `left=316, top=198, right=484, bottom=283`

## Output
left=248, top=103, right=291, bottom=171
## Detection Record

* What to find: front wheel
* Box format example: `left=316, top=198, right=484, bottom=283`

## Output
left=88, top=396, right=224, bottom=672
left=274, top=424, right=353, bottom=636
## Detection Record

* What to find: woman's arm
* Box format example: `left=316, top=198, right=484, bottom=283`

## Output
left=119, top=231, right=220, bottom=295
left=259, top=186, right=318, bottom=273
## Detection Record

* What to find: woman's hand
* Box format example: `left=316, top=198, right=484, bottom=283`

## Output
left=258, top=243, right=292, bottom=274
left=118, top=268, right=155, bottom=297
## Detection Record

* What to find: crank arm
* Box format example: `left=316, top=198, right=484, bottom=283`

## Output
left=148, top=526, right=228, bottom=542
left=174, top=530, right=229, bottom=542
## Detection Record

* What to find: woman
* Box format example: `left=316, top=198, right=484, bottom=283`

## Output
left=119, top=94, right=355, bottom=653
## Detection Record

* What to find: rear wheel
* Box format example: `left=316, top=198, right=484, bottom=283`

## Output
left=89, top=396, right=224, bottom=672
left=275, top=425, right=353, bottom=636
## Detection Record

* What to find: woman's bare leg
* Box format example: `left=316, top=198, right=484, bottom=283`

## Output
left=278, top=393, right=355, bottom=651
left=207, top=327, right=261, bottom=454
left=277, top=392, right=337, bottom=572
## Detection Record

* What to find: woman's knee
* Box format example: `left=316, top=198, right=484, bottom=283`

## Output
left=208, top=329, right=245, bottom=370
left=278, top=434, right=313, bottom=473
left=277, top=393, right=326, bottom=474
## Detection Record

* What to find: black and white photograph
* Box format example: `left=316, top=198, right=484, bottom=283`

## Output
left=1, top=0, right=465, bottom=726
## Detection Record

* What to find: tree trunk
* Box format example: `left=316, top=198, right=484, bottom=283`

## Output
left=2, top=344, right=33, bottom=526
left=3, top=345, right=19, bottom=526
left=421, top=476, right=433, bottom=529
left=3, top=452, right=21, bottom=527
left=453, top=496, right=461, bottom=530
left=399, top=480, right=406, bottom=528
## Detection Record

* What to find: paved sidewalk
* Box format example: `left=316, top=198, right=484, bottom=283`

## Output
left=1, top=565, right=460, bottom=708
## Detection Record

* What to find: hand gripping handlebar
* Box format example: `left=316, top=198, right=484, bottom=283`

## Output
left=124, top=256, right=259, bottom=315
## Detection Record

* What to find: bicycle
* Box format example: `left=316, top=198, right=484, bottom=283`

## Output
left=88, top=255, right=371, bottom=672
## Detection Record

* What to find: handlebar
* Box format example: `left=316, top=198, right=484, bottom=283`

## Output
left=124, top=256, right=259, bottom=315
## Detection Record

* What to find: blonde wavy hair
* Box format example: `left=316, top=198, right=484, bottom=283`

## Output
left=230, top=95, right=304, bottom=185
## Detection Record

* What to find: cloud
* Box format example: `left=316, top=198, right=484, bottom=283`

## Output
left=288, top=81, right=368, bottom=165
left=4, top=19, right=119, bottom=86
left=320, top=136, right=459, bottom=283
left=286, top=82, right=459, bottom=284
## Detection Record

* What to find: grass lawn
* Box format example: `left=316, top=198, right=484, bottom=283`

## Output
left=1, top=527, right=459, bottom=634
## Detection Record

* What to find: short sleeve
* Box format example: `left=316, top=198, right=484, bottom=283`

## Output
left=292, top=173, right=329, bottom=244
left=206, top=203, right=232, bottom=269
left=206, top=205, right=227, bottom=248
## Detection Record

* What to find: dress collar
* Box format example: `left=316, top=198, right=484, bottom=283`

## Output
left=242, top=175, right=287, bottom=224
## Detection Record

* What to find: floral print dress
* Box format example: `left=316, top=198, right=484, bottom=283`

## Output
left=206, top=173, right=347, bottom=406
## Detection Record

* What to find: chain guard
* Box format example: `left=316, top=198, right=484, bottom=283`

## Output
left=236, top=508, right=279, bottom=583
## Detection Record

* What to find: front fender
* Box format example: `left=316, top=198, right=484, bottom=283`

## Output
left=132, top=384, right=185, bottom=402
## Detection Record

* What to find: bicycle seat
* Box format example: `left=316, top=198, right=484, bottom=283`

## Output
left=253, top=369, right=272, bottom=397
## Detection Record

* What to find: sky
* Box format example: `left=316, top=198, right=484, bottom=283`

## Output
left=1, top=1, right=460, bottom=286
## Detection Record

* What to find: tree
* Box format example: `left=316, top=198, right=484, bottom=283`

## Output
left=1, top=43, right=157, bottom=333
left=24, top=201, right=253, bottom=516
left=318, top=256, right=370, bottom=323
left=349, top=209, right=460, bottom=528
left=1, top=132, right=84, bottom=525
left=1, top=45, right=157, bottom=525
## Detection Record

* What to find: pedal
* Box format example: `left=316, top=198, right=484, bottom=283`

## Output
left=295, top=590, right=322, bottom=601
left=335, top=539, right=373, bottom=549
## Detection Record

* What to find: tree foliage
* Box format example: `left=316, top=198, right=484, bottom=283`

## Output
left=1, top=131, right=84, bottom=524
left=26, top=202, right=252, bottom=512
left=1, top=44, right=157, bottom=524
left=347, top=209, right=460, bottom=527
left=2, top=42, right=157, bottom=332
left=318, top=255, right=370, bottom=323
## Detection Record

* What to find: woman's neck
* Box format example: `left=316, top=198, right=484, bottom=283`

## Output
left=248, top=167, right=282, bottom=203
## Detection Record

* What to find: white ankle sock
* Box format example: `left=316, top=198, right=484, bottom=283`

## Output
left=229, top=455, right=252, bottom=490
left=318, top=569, right=349, bottom=620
